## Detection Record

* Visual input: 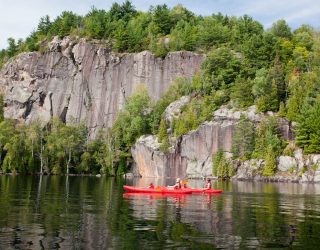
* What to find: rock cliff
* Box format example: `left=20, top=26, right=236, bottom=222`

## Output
left=0, top=37, right=204, bottom=135
left=131, top=105, right=320, bottom=182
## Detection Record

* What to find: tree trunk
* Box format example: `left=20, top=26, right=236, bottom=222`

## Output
left=67, top=150, right=71, bottom=175
left=40, top=140, right=43, bottom=174
left=31, top=139, right=34, bottom=158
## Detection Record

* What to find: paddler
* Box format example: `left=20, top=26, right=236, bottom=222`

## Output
left=173, top=178, right=182, bottom=189
left=168, top=178, right=182, bottom=189
left=205, top=179, right=211, bottom=189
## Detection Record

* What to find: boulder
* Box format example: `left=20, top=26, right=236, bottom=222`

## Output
left=165, top=96, right=190, bottom=124
left=278, top=156, right=297, bottom=172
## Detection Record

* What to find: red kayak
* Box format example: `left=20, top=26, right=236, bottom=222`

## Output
left=123, top=185, right=192, bottom=194
left=183, top=188, right=223, bottom=194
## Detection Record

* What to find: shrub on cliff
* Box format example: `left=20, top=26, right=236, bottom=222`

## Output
left=212, top=149, right=233, bottom=178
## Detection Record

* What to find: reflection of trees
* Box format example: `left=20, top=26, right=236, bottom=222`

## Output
left=1, top=177, right=320, bottom=249
left=0, top=175, right=114, bottom=249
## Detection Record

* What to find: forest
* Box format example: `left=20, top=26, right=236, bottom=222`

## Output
left=0, top=1, right=320, bottom=176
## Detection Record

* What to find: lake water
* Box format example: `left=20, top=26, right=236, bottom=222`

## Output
left=0, top=176, right=320, bottom=249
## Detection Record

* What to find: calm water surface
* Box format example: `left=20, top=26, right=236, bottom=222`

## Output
left=0, top=176, right=320, bottom=249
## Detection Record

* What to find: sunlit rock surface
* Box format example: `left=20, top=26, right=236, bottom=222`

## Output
left=0, top=37, right=204, bottom=136
left=131, top=105, right=320, bottom=181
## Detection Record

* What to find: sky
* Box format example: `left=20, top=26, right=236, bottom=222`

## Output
left=0, top=0, right=319, bottom=49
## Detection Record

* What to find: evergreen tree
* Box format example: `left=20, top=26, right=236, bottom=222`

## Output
left=277, top=102, right=286, bottom=117
left=232, top=115, right=255, bottom=160
left=253, top=117, right=283, bottom=159
left=212, top=149, right=232, bottom=178
left=263, top=145, right=277, bottom=176
left=230, top=77, right=254, bottom=108
left=269, top=19, right=292, bottom=39
left=295, top=101, right=320, bottom=153
left=157, top=118, right=167, bottom=143
left=158, top=118, right=170, bottom=152
left=37, top=15, right=52, bottom=35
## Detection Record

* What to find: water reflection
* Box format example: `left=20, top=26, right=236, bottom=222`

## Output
left=0, top=176, right=320, bottom=249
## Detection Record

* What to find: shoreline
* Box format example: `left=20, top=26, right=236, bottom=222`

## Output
left=1, top=172, right=319, bottom=184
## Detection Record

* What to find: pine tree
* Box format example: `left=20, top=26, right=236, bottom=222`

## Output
left=212, top=149, right=233, bottom=178
left=296, top=102, right=320, bottom=153
left=277, top=102, right=286, bottom=117
left=232, top=115, right=255, bottom=160
left=158, top=118, right=170, bottom=152
left=263, top=145, right=277, bottom=176
left=230, top=77, right=254, bottom=108
left=157, top=118, right=167, bottom=143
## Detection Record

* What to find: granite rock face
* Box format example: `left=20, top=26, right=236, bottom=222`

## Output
left=131, top=135, right=187, bottom=178
left=0, top=37, right=204, bottom=135
left=131, top=105, right=294, bottom=178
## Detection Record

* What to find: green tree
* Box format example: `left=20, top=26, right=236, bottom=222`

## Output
left=253, top=117, right=283, bottom=159
left=26, top=121, right=46, bottom=173
left=269, top=19, right=292, bottom=39
left=37, top=15, right=52, bottom=35
left=230, top=77, right=254, bottom=108
left=113, top=20, right=129, bottom=52
left=295, top=101, right=320, bottom=153
left=263, top=145, right=277, bottom=176
left=232, top=115, right=255, bottom=160
left=196, top=16, right=229, bottom=50
left=201, top=47, right=241, bottom=94
left=0, top=120, right=15, bottom=167
left=150, top=4, right=173, bottom=35
left=158, top=118, right=170, bottom=152
left=2, top=125, right=28, bottom=173
left=46, top=119, right=87, bottom=174
left=126, top=13, right=149, bottom=52
left=252, top=68, right=279, bottom=112
left=49, top=11, right=82, bottom=37
left=169, top=20, right=197, bottom=51
left=111, top=84, right=151, bottom=172
left=6, top=38, right=18, bottom=57
left=83, top=8, right=108, bottom=39
left=212, top=149, right=233, bottom=178
left=157, top=118, right=167, bottom=143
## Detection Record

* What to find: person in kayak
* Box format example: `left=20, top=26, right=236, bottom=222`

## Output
left=168, top=178, right=182, bottom=189
left=148, top=183, right=155, bottom=189
left=205, top=179, right=211, bottom=189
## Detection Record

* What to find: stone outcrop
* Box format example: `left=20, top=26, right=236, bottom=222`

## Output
left=132, top=105, right=296, bottom=179
left=232, top=149, right=320, bottom=183
left=165, top=96, right=190, bottom=124
left=278, top=156, right=297, bottom=171
left=0, top=37, right=204, bottom=135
